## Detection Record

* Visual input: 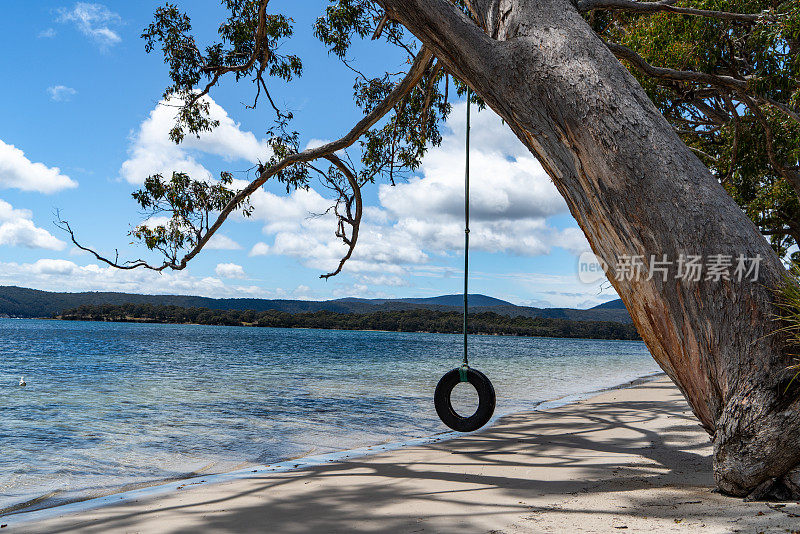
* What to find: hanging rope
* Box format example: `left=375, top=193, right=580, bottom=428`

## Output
left=460, top=88, right=471, bottom=381
left=434, top=89, right=496, bottom=432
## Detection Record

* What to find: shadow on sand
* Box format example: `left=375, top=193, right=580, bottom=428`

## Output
left=22, top=381, right=797, bottom=533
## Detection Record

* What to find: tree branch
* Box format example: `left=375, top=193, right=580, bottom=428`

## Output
left=740, top=93, right=800, bottom=204
left=319, top=154, right=362, bottom=279
left=577, top=0, right=766, bottom=22
left=421, top=61, right=444, bottom=137
left=56, top=217, right=165, bottom=271
left=606, top=41, right=800, bottom=125
left=762, top=227, right=795, bottom=236
left=720, top=94, right=741, bottom=185
left=61, top=47, right=434, bottom=275
left=376, top=0, right=497, bottom=90
left=191, top=0, right=271, bottom=106
left=606, top=41, right=750, bottom=91
left=372, top=13, right=390, bottom=40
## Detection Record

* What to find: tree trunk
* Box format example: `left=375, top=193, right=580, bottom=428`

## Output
left=378, top=0, right=800, bottom=498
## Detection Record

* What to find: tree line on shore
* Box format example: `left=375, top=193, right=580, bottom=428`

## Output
left=56, top=303, right=640, bottom=340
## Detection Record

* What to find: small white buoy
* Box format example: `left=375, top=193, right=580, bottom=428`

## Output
left=19, top=376, right=26, bottom=387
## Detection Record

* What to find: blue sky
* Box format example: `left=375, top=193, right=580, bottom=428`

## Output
left=0, top=1, right=618, bottom=308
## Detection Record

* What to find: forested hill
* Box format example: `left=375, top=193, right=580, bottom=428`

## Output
left=57, top=304, right=640, bottom=340
left=0, top=285, right=631, bottom=323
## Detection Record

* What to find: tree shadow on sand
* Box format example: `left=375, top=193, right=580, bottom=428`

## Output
left=36, top=382, right=796, bottom=533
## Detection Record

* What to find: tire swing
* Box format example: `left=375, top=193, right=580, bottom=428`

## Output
left=434, top=90, right=496, bottom=433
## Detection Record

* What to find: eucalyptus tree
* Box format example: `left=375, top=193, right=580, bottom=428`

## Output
left=60, top=0, right=800, bottom=499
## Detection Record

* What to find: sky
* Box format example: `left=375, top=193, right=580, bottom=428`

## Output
left=0, top=1, right=619, bottom=308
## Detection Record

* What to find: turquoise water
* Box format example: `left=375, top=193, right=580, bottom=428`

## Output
left=0, top=319, right=659, bottom=513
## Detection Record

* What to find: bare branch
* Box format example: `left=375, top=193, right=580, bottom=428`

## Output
left=763, top=97, right=800, bottom=126
left=421, top=61, right=444, bottom=137
left=606, top=41, right=800, bottom=125
left=688, top=145, right=717, bottom=162
left=577, top=0, right=765, bottom=22
left=687, top=98, right=730, bottom=126
left=319, top=154, right=362, bottom=279
left=762, top=227, right=795, bottom=236
left=56, top=217, right=169, bottom=271
left=606, top=41, right=749, bottom=91
left=720, top=94, right=741, bottom=185
left=372, top=13, right=390, bottom=40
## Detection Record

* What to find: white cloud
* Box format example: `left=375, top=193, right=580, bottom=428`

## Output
left=305, top=139, right=330, bottom=150
left=112, top=100, right=586, bottom=295
left=116, top=100, right=583, bottom=291
left=0, top=139, right=77, bottom=193
left=249, top=242, right=270, bottom=256
left=556, top=227, right=592, bottom=256
left=378, top=102, right=568, bottom=255
left=138, top=215, right=172, bottom=229
left=0, top=259, right=272, bottom=298
left=215, top=262, right=247, bottom=279
left=240, top=184, right=428, bottom=276
left=488, top=270, right=619, bottom=309
left=69, top=246, right=89, bottom=256
left=355, top=274, right=409, bottom=287
left=0, top=199, right=66, bottom=250
left=32, top=258, right=75, bottom=274
left=331, top=283, right=395, bottom=300
left=47, top=85, right=77, bottom=102
left=120, top=96, right=271, bottom=184
left=206, top=234, right=241, bottom=250
left=38, top=28, right=57, bottom=38
left=0, top=219, right=65, bottom=251
left=242, top=103, right=581, bottom=282
left=57, top=3, right=121, bottom=48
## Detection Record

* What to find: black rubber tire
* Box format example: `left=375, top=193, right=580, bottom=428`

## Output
left=434, top=367, right=496, bottom=432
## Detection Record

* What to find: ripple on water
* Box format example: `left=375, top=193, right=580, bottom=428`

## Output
left=0, top=319, right=658, bottom=513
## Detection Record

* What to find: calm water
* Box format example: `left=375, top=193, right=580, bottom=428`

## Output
left=0, top=319, right=659, bottom=512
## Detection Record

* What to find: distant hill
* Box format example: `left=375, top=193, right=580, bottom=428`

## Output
left=58, top=304, right=640, bottom=340
left=590, top=299, right=627, bottom=310
left=0, top=286, right=632, bottom=323
left=333, top=294, right=514, bottom=307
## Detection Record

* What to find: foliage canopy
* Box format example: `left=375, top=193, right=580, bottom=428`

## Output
left=591, top=0, right=800, bottom=258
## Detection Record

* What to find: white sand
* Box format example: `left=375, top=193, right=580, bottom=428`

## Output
left=10, top=377, right=800, bottom=533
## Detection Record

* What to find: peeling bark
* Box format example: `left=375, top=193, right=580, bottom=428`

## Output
left=378, top=0, right=800, bottom=498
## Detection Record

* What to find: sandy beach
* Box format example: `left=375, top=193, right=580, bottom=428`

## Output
left=8, top=376, right=799, bottom=533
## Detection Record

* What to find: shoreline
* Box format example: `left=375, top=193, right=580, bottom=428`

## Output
left=2, top=371, right=665, bottom=528
left=11, top=373, right=800, bottom=533
left=17, top=316, right=641, bottom=342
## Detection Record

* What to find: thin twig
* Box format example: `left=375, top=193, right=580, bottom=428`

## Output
left=606, top=41, right=800, bottom=125
left=319, top=154, right=362, bottom=279
left=578, top=0, right=766, bottom=22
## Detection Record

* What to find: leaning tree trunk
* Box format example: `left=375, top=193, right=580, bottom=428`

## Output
left=378, top=0, right=800, bottom=498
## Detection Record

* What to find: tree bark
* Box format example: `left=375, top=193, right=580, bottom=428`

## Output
left=378, top=0, right=800, bottom=498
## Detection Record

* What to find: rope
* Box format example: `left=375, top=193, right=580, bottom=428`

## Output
left=462, top=89, right=471, bottom=373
